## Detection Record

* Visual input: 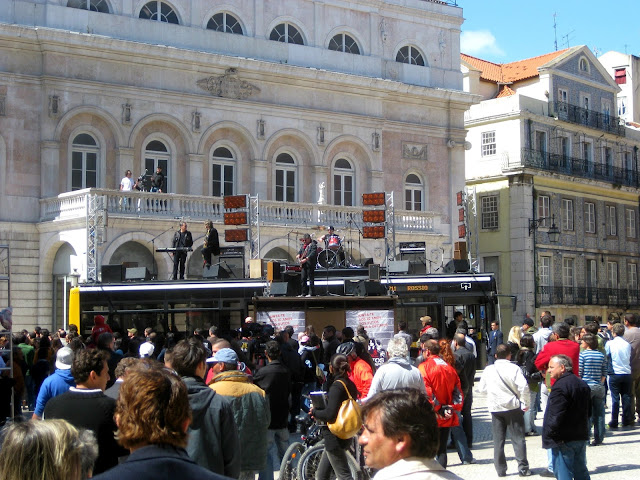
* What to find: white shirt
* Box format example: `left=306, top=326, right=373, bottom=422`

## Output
left=120, top=176, right=134, bottom=191
left=605, top=336, right=632, bottom=375
left=533, top=327, right=552, bottom=354
left=477, top=359, right=530, bottom=412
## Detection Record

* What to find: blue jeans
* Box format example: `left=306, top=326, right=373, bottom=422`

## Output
left=452, top=412, right=473, bottom=463
left=608, top=374, right=633, bottom=426
left=588, top=384, right=606, bottom=444
left=551, top=440, right=590, bottom=480
left=258, top=428, right=289, bottom=480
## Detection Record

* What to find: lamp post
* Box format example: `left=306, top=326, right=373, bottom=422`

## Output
left=529, top=214, right=560, bottom=243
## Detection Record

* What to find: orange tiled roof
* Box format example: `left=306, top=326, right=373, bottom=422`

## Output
left=462, top=49, right=570, bottom=84
left=496, top=85, right=516, bottom=98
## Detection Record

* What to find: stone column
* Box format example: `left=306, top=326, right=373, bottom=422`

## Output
left=187, top=154, right=204, bottom=196
left=252, top=158, right=268, bottom=198
left=116, top=147, right=134, bottom=179
left=41, top=141, right=60, bottom=197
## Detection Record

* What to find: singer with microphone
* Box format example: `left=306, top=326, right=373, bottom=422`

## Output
left=172, top=221, right=193, bottom=280
left=202, top=220, right=220, bottom=268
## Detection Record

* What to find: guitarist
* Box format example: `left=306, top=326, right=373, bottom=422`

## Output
left=202, top=220, right=220, bottom=268
left=296, top=234, right=318, bottom=297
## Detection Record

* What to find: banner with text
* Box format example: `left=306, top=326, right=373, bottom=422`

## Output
left=346, top=309, right=394, bottom=367
left=257, top=310, right=306, bottom=335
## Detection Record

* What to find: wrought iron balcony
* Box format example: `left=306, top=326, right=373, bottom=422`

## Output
left=536, top=286, right=640, bottom=308
left=520, top=148, right=638, bottom=187
left=552, top=101, right=625, bottom=137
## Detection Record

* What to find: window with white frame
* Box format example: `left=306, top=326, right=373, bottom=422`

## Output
left=144, top=140, right=170, bottom=192
left=481, top=195, right=499, bottom=229
left=404, top=174, right=423, bottom=211
left=139, top=1, right=178, bottom=23
left=602, top=100, right=612, bottom=125
left=269, top=23, right=303, bottom=44
left=627, top=208, right=636, bottom=238
left=71, top=133, right=99, bottom=191
left=628, top=263, right=638, bottom=291
left=328, top=33, right=360, bottom=55
left=563, top=257, right=575, bottom=288
left=587, top=259, right=597, bottom=290
left=333, top=158, right=354, bottom=206
left=624, top=151, right=633, bottom=171
left=582, top=95, right=590, bottom=110
left=211, top=147, right=235, bottom=197
left=539, top=256, right=551, bottom=286
left=396, top=46, right=425, bottom=66
left=579, top=58, right=589, bottom=72
left=603, top=146, right=613, bottom=175
left=537, top=195, right=550, bottom=227
left=562, top=199, right=574, bottom=231
left=275, top=153, right=297, bottom=202
left=582, top=141, right=592, bottom=163
left=535, top=130, right=547, bottom=154
left=607, top=261, right=618, bottom=288
left=481, top=131, right=496, bottom=156
left=558, top=88, right=568, bottom=103
left=618, top=97, right=627, bottom=116
left=560, top=136, right=570, bottom=159
left=207, top=12, right=243, bottom=34
left=607, top=205, right=617, bottom=236
left=584, top=202, right=596, bottom=233
left=67, top=0, right=109, bottom=13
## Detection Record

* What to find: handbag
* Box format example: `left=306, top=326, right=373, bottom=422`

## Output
left=311, top=350, right=325, bottom=384
left=327, top=380, right=362, bottom=439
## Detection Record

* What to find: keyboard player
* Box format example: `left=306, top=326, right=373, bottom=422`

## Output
left=172, top=221, right=193, bottom=280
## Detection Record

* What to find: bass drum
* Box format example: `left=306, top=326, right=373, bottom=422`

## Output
left=318, top=249, right=337, bottom=268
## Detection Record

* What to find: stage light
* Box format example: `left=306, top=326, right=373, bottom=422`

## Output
left=224, top=195, right=247, bottom=209
left=225, top=229, right=248, bottom=242
left=224, top=212, right=248, bottom=225
left=458, top=225, right=466, bottom=238
left=362, top=192, right=385, bottom=206
left=456, top=191, right=464, bottom=206
left=362, top=209, right=386, bottom=223
left=458, top=208, right=465, bottom=222
left=363, top=226, right=385, bottom=239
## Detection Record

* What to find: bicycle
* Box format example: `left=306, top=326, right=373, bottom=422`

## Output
left=279, top=414, right=323, bottom=480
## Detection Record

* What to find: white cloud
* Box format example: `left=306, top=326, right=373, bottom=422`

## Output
left=461, top=30, right=505, bottom=58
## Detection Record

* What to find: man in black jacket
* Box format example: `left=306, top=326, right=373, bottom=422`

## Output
left=543, top=355, right=591, bottom=479
left=172, top=221, right=194, bottom=280
left=202, top=220, right=220, bottom=268
left=253, top=341, right=292, bottom=480
left=296, top=234, right=317, bottom=297
left=168, top=338, right=240, bottom=478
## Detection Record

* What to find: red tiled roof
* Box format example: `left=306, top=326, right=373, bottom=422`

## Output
left=462, top=49, right=570, bottom=84
left=496, top=85, right=516, bottom=98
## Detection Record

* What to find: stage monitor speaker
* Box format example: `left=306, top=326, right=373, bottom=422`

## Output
left=368, top=264, right=380, bottom=281
left=267, top=261, right=281, bottom=282
left=125, top=267, right=150, bottom=281
left=344, top=279, right=361, bottom=296
left=442, top=259, right=470, bottom=273
left=388, top=260, right=409, bottom=274
left=355, top=280, right=387, bottom=297
left=409, top=261, right=427, bottom=275
left=270, top=282, right=292, bottom=296
left=282, top=272, right=302, bottom=297
left=203, top=265, right=230, bottom=279
left=362, top=257, right=374, bottom=267
left=101, top=264, right=123, bottom=283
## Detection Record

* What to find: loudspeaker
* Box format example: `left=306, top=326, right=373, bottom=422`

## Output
left=203, top=265, right=230, bottom=279
left=125, top=267, right=150, bottom=281
left=355, top=280, right=387, bottom=297
left=362, top=258, right=374, bottom=267
left=267, top=261, right=281, bottom=282
left=368, top=264, right=380, bottom=281
left=270, top=282, right=291, bottom=296
left=344, top=279, right=361, bottom=295
left=101, top=264, right=123, bottom=283
left=388, top=260, right=409, bottom=274
left=409, top=261, right=427, bottom=275
left=282, top=272, right=302, bottom=297
left=443, top=259, right=470, bottom=273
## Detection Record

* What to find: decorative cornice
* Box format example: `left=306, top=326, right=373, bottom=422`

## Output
left=197, top=68, right=260, bottom=100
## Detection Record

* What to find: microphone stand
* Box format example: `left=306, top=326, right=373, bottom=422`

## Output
left=348, top=214, right=365, bottom=266
left=149, top=225, right=178, bottom=280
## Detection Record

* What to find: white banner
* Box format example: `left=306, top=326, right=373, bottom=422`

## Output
left=257, top=310, right=306, bottom=334
left=346, top=310, right=394, bottom=367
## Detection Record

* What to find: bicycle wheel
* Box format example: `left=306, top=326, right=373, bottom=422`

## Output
left=280, top=441, right=305, bottom=480
left=296, top=444, right=360, bottom=480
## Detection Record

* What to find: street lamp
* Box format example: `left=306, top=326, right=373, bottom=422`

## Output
left=529, top=214, right=560, bottom=243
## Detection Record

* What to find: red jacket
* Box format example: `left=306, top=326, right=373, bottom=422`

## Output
left=418, top=356, right=463, bottom=428
left=348, top=357, right=373, bottom=398
left=534, top=339, right=580, bottom=385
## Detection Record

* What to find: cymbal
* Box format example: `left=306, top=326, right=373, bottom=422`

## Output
left=310, top=225, right=327, bottom=231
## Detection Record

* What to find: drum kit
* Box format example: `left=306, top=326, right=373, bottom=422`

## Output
left=317, top=235, right=346, bottom=268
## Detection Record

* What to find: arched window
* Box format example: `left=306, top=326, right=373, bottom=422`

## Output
left=328, top=33, right=360, bottom=55
left=139, top=1, right=178, bottom=24
left=275, top=153, right=297, bottom=202
left=207, top=12, right=243, bottom=35
left=396, top=46, right=425, bottom=66
left=404, top=174, right=423, bottom=211
left=144, top=140, right=170, bottom=192
left=579, top=57, right=589, bottom=73
left=333, top=158, right=354, bottom=206
left=211, top=147, right=235, bottom=197
left=270, top=23, right=304, bottom=45
left=71, top=133, right=99, bottom=191
left=67, top=0, right=110, bottom=13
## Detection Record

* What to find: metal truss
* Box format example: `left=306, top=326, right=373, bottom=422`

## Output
left=86, top=194, right=106, bottom=282
left=249, top=195, right=260, bottom=260
left=385, top=192, right=396, bottom=266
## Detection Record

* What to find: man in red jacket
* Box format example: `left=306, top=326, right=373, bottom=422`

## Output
left=418, top=339, right=463, bottom=469
left=535, top=322, right=580, bottom=386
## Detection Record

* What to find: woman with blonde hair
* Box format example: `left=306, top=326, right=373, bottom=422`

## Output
left=507, top=325, right=523, bottom=359
left=0, top=419, right=97, bottom=480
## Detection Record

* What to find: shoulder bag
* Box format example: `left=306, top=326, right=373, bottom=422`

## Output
left=311, top=349, right=325, bottom=385
left=327, top=380, right=362, bottom=439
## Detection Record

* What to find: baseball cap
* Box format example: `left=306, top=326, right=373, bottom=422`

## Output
left=206, top=348, right=238, bottom=364
left=139, top=342, right=155, bottom=358
left=55, top=347, right=74, bottom=370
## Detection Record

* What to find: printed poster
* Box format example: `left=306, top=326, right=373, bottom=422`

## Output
left=257, top=310, right=306, bottom=335
left=346, top=309, right=394, bottom=367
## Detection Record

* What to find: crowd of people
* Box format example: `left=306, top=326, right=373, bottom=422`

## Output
left=0, top=310, right=638, bottom=480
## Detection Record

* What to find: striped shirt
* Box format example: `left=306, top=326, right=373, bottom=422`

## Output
left=579, top=349, right=606, bottom=386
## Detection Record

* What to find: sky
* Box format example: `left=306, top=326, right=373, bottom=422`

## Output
left=459, top=0, right=640, bottom=64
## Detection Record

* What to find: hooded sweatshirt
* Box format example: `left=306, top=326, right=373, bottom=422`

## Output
left=365, top=356, right=426, bottom=400
left=34, top=368, right=75, bottom=417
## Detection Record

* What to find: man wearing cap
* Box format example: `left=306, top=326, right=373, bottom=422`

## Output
left=522, top=316, right=537, bottom=335
left=296, top=233, right=318, bottom=297
left=209, top=348, right=270, bottom=480
left=169, top=338, right=240, bottom=477
left=32, top=346, right=76, bottom=419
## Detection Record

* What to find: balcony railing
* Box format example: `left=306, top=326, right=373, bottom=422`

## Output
left=515, top=148, right=639, bottom=187
left=537, top=286, right=640, bottom=307
left=553, top=101, right=625, bottom=137
left=40, top=189, right=438, bottom=233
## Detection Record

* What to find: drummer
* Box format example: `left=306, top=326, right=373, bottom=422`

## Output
left=319, top=225, right=341, bottom=251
